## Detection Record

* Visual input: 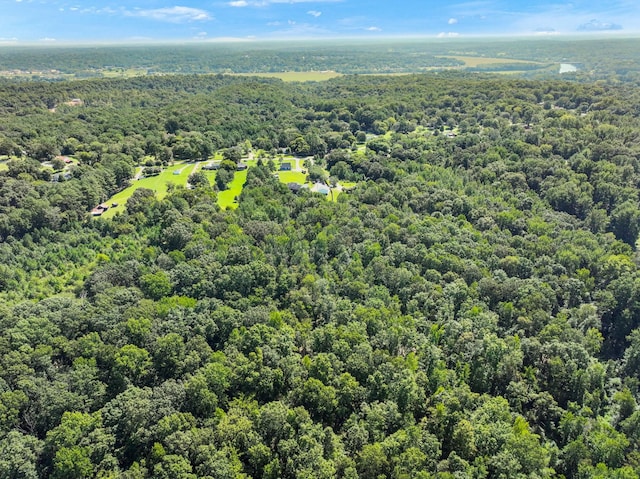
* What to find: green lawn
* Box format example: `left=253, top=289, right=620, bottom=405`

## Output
left=218, top=170, right=248, bottom=209
left=100, top=157, right=339, bottom=217
left=230, top=71, right=342, bottom=82
left=101, top=163, right=195, bottom=218
left=275, top=171, right=307, bottom=184
left=202, top=169, right=217, bottom=186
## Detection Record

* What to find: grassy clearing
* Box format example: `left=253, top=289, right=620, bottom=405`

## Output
left=230, top=71, right=342, bottom=82
left=101, top=68, right=148, bottom=78
left=202, top=169, right=217, bottom=186
left=0, top=163, right=7, bottom=172
left=437, top=55, right=542, bottom=67
left=275, top=171, right=307, bottom=184
left=101, top=155, right=338, bottom=217
left=218, top=170, right=248, bottom=209
left=101, top=163, right=195, bottom=218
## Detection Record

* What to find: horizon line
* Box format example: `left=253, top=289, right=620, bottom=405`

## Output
left=1, top=30, right=640, bottom=48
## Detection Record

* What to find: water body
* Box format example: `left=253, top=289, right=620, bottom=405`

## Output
left=559, top=63, right=578, bottom=74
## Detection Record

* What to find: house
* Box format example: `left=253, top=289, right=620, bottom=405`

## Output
left=287, top=182, right=302, bottom=193
left=236, top=162, right=248, bottom=171
left=287, top=183, right=309, bottom=194
left=91, top=204, right=109, bottom=216
left=51, top=172, right=73, bottom=182
left=280, top=162, right=292, bottom=171
left=202, top=162, right=220, bottom=170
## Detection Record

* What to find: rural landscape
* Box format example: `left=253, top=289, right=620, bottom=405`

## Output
left=2, top=35, right=640, bottom=478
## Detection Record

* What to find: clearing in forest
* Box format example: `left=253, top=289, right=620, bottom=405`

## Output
left=437, top=55, right=543, bottom=68
left=229, top=71, right=342, bottom=82
left=101, top=163, right=196, bottom=218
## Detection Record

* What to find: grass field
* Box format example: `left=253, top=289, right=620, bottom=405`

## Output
left=100, top=154, right=340, bottom=216
left=101, top=68, right=148, bottom=78
left=101, top=163, right=195, bottom=218
left=275, top=171, right=307, bottom=184
left=230, top=71, right=342, bottom=82
left=437, top=55, right=543, bottom=68
left=218, top=170, right=248, bottom=209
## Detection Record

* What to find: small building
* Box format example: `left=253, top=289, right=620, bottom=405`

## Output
left=287, top=182, right=302, bottom=193
left=173, top=169, right=182, bottom=175
left=202, top=162, right=220, bottom=170
left=236, top=162, right=248, bottom=171
left=91, top=204, right=109, bottom=216
left=287, top=183, right=309, bottom=193
left=51, top=172, right=72, bottom=182
left=280, top=162, right=292, bottom=171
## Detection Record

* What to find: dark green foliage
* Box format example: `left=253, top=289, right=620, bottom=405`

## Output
left=2, top=69, right=640, bottom=479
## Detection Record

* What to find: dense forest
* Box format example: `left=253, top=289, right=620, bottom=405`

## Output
left=2, top=62, right=640, bottom=478
left=2, top=37, right=640, bottom=82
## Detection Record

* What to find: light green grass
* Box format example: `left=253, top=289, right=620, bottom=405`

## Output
left=101, top=68, right=148, bottom=78
left=101, top=163, right=195, bottom=218
left=276, top=171, right=307, bottom=184
left=202, top=169, right=217, bottom=186
left=218, top=170, right=248, bottom=209
left=436, top=55, right=543, bottom=67
left=0, top=163, right=7, bottom=172
left=101, top=159, right=338, bottom=217
left=230, top=71, right=342, bottom=82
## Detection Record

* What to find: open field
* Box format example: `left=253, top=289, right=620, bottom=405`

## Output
left=101, top=68, right=148, bottom=78
left=437, top=55, right=543, bottom=68
left=100, top=153, right=340, bottom=216
left=274, top=171, right=307, bottom=184
left=230, top=71, right=342, bottom=82
left=101, top=163, right=195, bottom=218
left=218, top=170, right=248, bottom=209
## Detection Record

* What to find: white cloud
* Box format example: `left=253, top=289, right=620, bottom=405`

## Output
left=365, top=26, right=381, bottom=31
left=448, top=18, right=458, bottom=25
left=39, top=37, right=57, bottom=42
left=125, top=6, right=212, bottom=23
left=308, top=10, right=321, bottom=18
left=437, top=32, right=460, bottom=37
left=578, top=19, right=623, bottom=31
left=229, top=0, right=248, bottom=6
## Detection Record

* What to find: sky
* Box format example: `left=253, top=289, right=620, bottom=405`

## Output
left=1, top=0, right=639, bottom=44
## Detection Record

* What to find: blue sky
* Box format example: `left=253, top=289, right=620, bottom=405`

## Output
left=1, top=0, right=639, bottom=43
